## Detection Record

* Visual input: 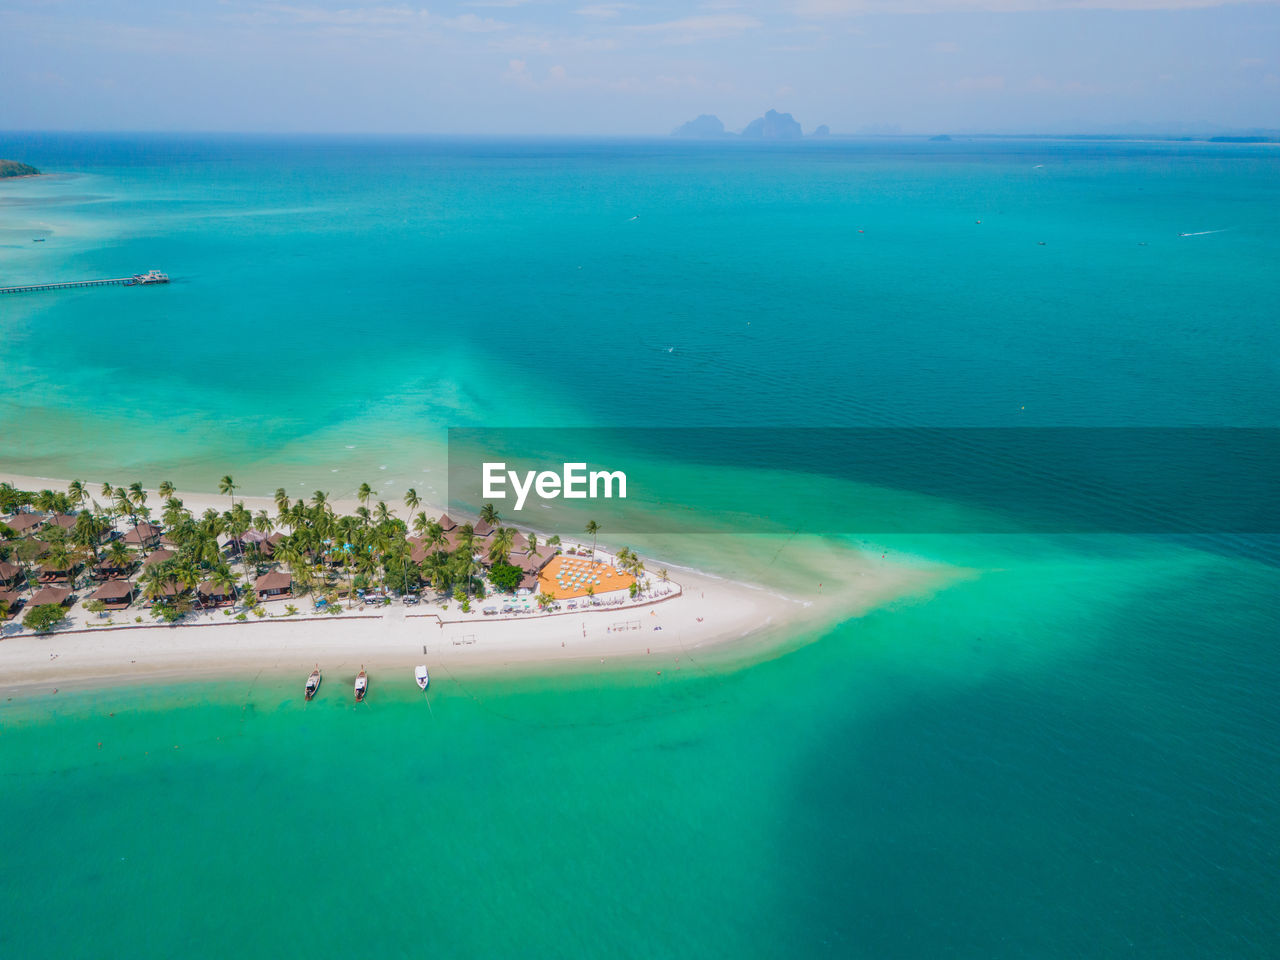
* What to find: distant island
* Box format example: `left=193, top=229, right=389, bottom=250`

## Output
left=742, top=110, right=803, bottom=140
left=673, top=110, right=826, bottom=140
left=0, top=160, right=41, bottom=179
left=672, top=115, right=729, bottom=138
left=928, top=134, right=953, bottom=142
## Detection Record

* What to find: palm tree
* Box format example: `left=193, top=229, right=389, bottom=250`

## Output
left=219, top=475, right=238, bottom=511
left=67, top=479, right=86, bottom=512
left=658, top=568, right=668, bottom=584
left=584, top=520, right=600, bottom=567
left=480, top=503, right=500, bottom=528
left=274, top=487, right=290, bottom=515
left=488, top=527, right=515, bottom=565
left=113, top=486, right=142, bottom=553
left=357, top=483, right=374, bottom=513
left=413, top=511, right=431, bottom=538
left=311, top=490, right=330, bottom=514
left=209, top=567, right=238, bottom=606
left=100, top=481, right=114, bottom=501
left=128, top=481, right=148, bottom=532
left=254, top=510, right=274, bottom=536
left=158, top=480, right=175, bottom=500
left=374, top=501, right=393, bottom=526
left=106, top=539, right=133, bottom=576
left=527, top=532, right=538, bottom=554
left=72, top=512, right=103, bottom=569
left=403, top=488, right=420, bottom=520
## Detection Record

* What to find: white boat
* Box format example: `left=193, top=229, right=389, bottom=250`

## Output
left=354, top=667, right=368, bottom=702
left=414, top=665, right=430, bottom=691
left=305, top=666, right=321, bottom=701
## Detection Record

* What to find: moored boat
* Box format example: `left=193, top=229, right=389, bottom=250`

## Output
left=354, top=667, right=368, bottom=702
left=415, top=664, right=429, bottom=691
left=305, top=666, right=321, bottom=700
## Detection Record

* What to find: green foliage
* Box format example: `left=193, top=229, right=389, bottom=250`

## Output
left=235, top=612, right=248, bottom=621
left=629, top=582, right=639, bottom=598
left=284, top=604, right=298, bottom=616
left=485, top=559, right=519, bottom=591
left=0, top=160, right=40, bottom=178
left=23, top=603, right=67, bottom=632
left=460, top=598, right=472, bottom=613
left=85, top=599, right=108, bottom=615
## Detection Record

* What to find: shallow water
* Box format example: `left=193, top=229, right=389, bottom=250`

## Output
left=2, top=135, right=1278, bottom=957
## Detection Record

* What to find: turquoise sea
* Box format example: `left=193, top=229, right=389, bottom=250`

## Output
left=2, top=135, right=1279, bottom=956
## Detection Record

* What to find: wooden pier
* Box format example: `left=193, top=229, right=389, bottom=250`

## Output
left=0, top=271, right=168, bottom=295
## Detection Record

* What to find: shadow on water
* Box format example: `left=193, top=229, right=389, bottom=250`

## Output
left=770, top=562, right=1280, bottom=959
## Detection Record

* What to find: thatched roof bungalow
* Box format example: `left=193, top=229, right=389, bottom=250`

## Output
left=88, top=579, right=135, bottom=609
left=0, top=560, right=21, bottom=586
left=0, top=588, right=23, bottom=618
left=6, top=512, right=46, bottom=535
left=29, top=586, right=72, bottom=607
left=255, top=570, right=292, bottom=600
left=123, top=522, right=163, bottom=548
left=142, top=549, right=176, bottom=569
left=197, top=579, right=237, bottom=606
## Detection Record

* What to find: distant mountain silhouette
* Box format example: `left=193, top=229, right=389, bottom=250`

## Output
left=812, top=124, right=830, bottom=138
left=740, top=110, right=803, bottom=139
left=672, top=115, right=728, bottom=138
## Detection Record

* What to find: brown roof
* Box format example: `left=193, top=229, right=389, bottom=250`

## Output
left=39, top=561, right=78, bottom=575
left=255, top=570, right=292, bottom=591
left=142, top=549, right=176, bottom=568
left=49, top=513, right=79, bottom=529
left=514, top=545, right=557, bottom=573
left=267, top=532, right=286, bottom=545
left=473, top=519, right=494, bottom=538
left=89, top=580, right=135, bottom=601
left=0, top=588, right=21, bottom=609
left=6, top=513, right=46, bottom=533
left=437, top=513, right=457, bottom=531
left=0, top=560, right=20, bottom=581
left=511, top=531, right=530, bottom=554
left=30, top=586, right=71, bottom=606
left=123, top=522, right=163, bottom=544
left=197, top=579, right=236, bottom=597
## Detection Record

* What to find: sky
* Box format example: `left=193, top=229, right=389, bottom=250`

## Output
left=1, top=0, right=1278, bottom=135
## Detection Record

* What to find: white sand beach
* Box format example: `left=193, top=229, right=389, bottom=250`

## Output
left=0, top=471, right=954, bottom=693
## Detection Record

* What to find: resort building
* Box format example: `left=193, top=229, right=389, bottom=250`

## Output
left=93, top=556, right=134, bottom=580
left=123, top=522, right=164, bottom=549
left=47, top=513, right=78, bottom=531
left=6, top=512, right=46, bottom=536
left=197, top=580, right=237, bottom=607
left=437, top=513, right=458, bottom=532
left=0, top=588, right=23, bottom=618
left=29, top=586, right=72, bottom=607
left=255, top=570, right=293, bottom=600
left=0, top=559, right=21, bottom=587
left=88, top=580, right=135, bottom=610
left=38, top=561, right=80, bottom=584
left=142, top=549, right=176, bottom=569
left=473, top=519, right=494, bottom=539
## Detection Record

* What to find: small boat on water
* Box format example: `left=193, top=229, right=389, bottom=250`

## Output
left=354, top=667, right=368, bottom=702
left=305, top=666, right=322, bottom=701
left=414, top=665, right=430, bottom=691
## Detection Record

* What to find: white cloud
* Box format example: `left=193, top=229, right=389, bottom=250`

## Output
left=793, top=0, right=1279, bottom=13
left=575, top=3, right=638, bottom=17
left=626, top=13, right=761, bottom=44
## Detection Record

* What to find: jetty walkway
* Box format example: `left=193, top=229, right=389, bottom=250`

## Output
left=0, top=270, right=169, bottom=295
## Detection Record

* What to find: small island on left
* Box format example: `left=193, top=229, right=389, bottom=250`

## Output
left=0, top=159, right=42, bottom=178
